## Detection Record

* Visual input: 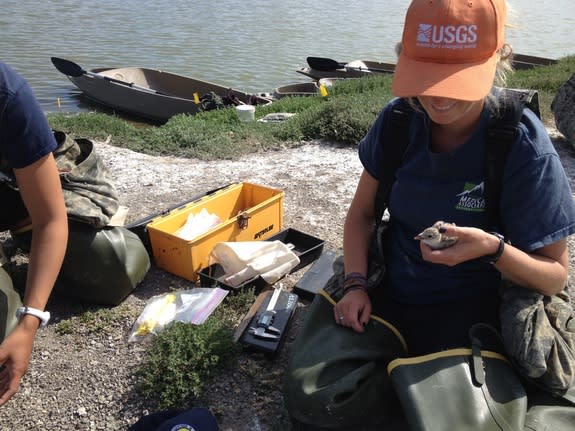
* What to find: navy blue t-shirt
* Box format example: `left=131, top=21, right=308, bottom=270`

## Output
left=0, top=62, right=56, bottom=169
left=359, top=97, right=575, bottom=305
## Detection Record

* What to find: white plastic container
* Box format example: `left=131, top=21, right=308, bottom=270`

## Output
left=236, top=104, right=256, bottom=122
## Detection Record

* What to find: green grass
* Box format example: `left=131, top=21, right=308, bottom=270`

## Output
left=47, top=55, right=575, bottom=161
left=47, top=73, right=395, bottom=159
left=54, top=303, right=140, bottom=336
left=505, top=55, right=575, bottom=123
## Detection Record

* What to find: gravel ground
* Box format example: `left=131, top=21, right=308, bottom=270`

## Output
left=0, top=128, right=574, bottom=431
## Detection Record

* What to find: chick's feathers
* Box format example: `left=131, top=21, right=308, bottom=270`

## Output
left=414, top=220, right=458, bottom=250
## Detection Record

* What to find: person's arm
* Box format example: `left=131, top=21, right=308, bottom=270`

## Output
left=420, top=225, right=568, bottom=296
left=0, top=152, right=67, bottom=406
left=333, top=170, right=378, bottom=333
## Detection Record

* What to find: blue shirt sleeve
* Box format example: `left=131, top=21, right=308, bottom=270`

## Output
left=501, top=108, right=575, bottom=252
left=0, top=62, right=57, bottom=169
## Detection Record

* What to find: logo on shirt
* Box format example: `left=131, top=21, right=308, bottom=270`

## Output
left=416, top=23, right=478, bottom=49
left=455, top=182, right=485, bottom=212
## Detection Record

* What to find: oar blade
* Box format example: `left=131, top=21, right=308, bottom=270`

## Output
left=51, top=57, right=86, bottom=78
left=306, top=56, right=344, bottom=71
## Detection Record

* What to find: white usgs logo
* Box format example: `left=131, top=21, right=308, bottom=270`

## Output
left=417, top=23, right=478, bottom=45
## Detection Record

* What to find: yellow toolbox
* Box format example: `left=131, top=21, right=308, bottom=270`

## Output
left=147, top=182, right=284, bottom=281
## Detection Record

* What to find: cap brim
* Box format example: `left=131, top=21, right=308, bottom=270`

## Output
left=391, top=52, right=498, bottom=101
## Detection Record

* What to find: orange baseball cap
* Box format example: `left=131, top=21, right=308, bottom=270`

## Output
left=392, top=0, right=507, bottom=101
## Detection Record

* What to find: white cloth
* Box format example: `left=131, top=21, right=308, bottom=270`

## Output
left=210, top=240, right=300, bottom=287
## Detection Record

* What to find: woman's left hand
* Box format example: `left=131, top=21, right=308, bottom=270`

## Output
left=0, top=321, right=37, bottom=406
left=419, top=224, right=498, bottom=266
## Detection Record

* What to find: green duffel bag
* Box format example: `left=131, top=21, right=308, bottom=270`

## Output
left=0, top=265, right=22, bottom=342
left=14, top=221, right=150, bottom=305
left=284, top=289, right=408, bottom=430
left=387, top=329, right=528, bottom=431
left=522, top=381, right=575, bottom=431
left=524, top=404, right=575, bottom=431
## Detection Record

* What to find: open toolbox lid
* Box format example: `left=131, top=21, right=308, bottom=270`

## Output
left=125, top=184, right=229, bottom=253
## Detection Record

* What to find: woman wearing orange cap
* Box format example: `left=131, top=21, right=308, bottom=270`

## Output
left=285, top=0, right=575, bottom=428
left=335, top=0, right=575, bottom=352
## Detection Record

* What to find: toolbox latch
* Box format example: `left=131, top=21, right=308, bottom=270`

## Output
left=237, top=211, right=251, bottom=230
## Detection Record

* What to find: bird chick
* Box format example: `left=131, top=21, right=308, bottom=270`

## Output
left=414, top=221, right=458, bottom=250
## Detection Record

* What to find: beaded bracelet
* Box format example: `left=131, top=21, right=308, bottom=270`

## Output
left=343, top=284, right=367, bottom=296
left=343, top=272, right=367, bottom=285
left=344, top=273, right=367, bottom=288
left=344, top=278, right=367, bottom=290
left=344, top=272, right=365, bottom=281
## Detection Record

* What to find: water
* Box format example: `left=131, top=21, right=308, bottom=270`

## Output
left=1, top=0, right=573, bottom=114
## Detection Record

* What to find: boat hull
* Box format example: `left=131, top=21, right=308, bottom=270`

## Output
left=298, top=55, right=557, bottom=80
left=297, top=60, right=395, bottom=80
left=68, top=66, right=271, bottom=123
left=273, top=82, right=319, bottom=98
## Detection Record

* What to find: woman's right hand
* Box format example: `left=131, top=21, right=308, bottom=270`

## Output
left=333, top=289, right=372, bottom=333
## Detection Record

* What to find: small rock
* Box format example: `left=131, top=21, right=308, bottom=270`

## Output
left=551, top=73, right=575, bottom=146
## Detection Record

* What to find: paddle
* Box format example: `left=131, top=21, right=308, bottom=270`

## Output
left=306, top=56, right=346, bottom=71
left=345, top=63, right=395, bottom=74
left=50, top=57, right=161, bottom=94
left=306, top=56, right=395, bottom=74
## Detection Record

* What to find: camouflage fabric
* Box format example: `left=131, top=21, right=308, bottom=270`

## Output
left=52, top=130, right=119, bottom=228
left=0, top=131, right=119, bottom=229
left=500, top=279, right=575, bottom=396
left=323, top=221, right=388, bottom=301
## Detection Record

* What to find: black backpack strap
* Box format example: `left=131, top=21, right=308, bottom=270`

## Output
left=374, top=99, right=415, bottom=224
left=484, top=88, right=532, bottom=231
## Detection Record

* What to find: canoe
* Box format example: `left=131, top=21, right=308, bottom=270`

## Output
left=272, top=78, right=342, bottom=99
left=297, top=58, right=395, bottom=80
left=511, top=53, right=558, bottom=70
left=51, top=57, right=273, bottom=123
left=273, top=82, right=320, bottom=99
left=298, top=53, right=558, bottom=80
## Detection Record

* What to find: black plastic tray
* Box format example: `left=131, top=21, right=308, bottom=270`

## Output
left=267, top=228, right=324, bottom=272
left=197, top=228, right=324, bottom=291
left=198, top=263, right=269, bottom=292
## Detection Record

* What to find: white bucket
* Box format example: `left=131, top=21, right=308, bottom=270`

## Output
left=236, top=104, right=256, bottom=122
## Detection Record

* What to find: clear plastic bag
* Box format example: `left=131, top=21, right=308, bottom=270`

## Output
left=175, top=208, right=221, bottom=240
left=128, top=287, right=228, bottom=342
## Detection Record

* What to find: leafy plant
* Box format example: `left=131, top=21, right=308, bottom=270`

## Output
left=134, top=289, right=254, bottom=409
left=135, top=319, right=239, bottom=409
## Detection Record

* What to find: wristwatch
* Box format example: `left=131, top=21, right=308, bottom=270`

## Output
left=16, top=306, right=51, bottom=328
left=479, top=232, right=505, bottom=265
